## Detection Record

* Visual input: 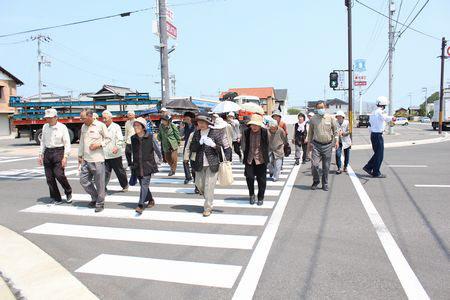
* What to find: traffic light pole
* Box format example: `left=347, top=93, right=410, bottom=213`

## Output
left=158, top=0, right=170, bottom=107
left=346, top=0, right=353, bottom=137
left=438, top=37, right=447, bottom=134
left=388, top=0, right=395, bottom=135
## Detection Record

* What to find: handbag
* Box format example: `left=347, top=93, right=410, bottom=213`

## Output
left=284, top=143, right=292, bottom=157
left=217, top=146, right=233, bottom=186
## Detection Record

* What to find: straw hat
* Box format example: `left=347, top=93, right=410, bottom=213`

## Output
left=247, top=114, right=264, bottom=127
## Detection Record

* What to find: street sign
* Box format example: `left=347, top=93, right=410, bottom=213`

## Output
left=167, top=8, right=174, bottom=22
left=447, top=46, right=450, bottom=57
left=354, top=59, right=367, bottom=72
left=354, top=81, right=367, bottom=86
left=166, top=21, right=177, bottom=39
left=354, top=75, right=367, bottom=81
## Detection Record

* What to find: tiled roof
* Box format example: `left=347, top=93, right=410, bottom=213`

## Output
left=220, top=87, right=275, bottom=99
left=0, top=66, right=24, bottom=85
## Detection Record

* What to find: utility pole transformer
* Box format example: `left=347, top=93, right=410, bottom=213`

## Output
left=438, top=37, right=447, bottom=134
left=158, top=0, right=170, bottom=107
left=345, top=0, right=353, bottom=137
left=388, top=0, right=395, bottom=134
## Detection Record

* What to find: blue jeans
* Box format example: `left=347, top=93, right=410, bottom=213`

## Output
left=364, top=132, right=384, bottom=176
left=335, top=144, right=350, bottom=170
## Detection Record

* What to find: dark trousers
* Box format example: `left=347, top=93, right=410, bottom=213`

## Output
left=311, top=141, right=332, bottom=185
left=43, top=147, right=72, bottom=201
left=138, top=175, right=154, bottom=206
left=245, top=161, right=267, bottom=200
left=335, top=144, right=350, bottom=169
left=232, top=141, right=242, bottom=159
left=126, top=143, right=137, bottom=185
left=105, top=157, right=128, bottom=188
left=365, top=132, right=384, bottom=176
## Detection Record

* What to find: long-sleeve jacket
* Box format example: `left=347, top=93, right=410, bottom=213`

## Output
left=337, top=119, right=352, bottom=149
left=124, top=119, right=135, bottom=145
left=78, top=120, right=111, bottom=162
left=307, top=114, right=338, bottom=144
left=242, top=127, right=269, bottom=164
left=269, top=128, right=288, bottom=159
left=104, top=122, right=124, bottom=159
left=158, top=123, right=181, bottom=152
left=189, top=128, right=223, bottom=173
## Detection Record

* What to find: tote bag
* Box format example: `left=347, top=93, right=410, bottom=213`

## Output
left=217, top=146, right=233, bottom=186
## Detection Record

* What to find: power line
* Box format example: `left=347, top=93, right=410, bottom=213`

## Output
left=0, top=39, right=30, bottom=45
left=355, top=0, right=439, bottom=40
left=396, top=0, right=420, bottom=33
left=0, top=8, right=152, bottom=39
left=397, top=0, right=431, bottom=40
left=0, top=0, right=223, bottom=39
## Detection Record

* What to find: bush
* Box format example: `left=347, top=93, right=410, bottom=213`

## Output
left=287, top=108, right=300, bottom=115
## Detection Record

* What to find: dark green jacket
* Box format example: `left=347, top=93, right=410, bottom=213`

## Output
left=158, top=123, right=181, bottom=152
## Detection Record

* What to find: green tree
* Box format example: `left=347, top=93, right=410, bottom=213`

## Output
left=426, top=91, right=439, bottom=104
left=287, top=108, right=300, bottom=115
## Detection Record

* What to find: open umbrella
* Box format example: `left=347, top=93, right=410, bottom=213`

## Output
left=240, top=102, right=264, bottom=115
left=212, top=101, right=241, bottom=113
left=166, top=99, right=198, bottom=111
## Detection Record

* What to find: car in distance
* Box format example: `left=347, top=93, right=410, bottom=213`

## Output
left=394, top=117, right=409, bottom=126
left=357, top=115, right=370, bottom=128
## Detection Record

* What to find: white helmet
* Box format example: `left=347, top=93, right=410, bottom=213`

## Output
left=376, top=96, right=389, bottom=106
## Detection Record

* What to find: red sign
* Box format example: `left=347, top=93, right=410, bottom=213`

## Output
left=166, top=21, right=177, bottom=39
left=354, top=81, right=367, bottom=86
left=447, top=46, right=450, bottom=57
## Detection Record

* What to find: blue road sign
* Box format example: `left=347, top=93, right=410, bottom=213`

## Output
left=354, top=59, right=367, bottom=72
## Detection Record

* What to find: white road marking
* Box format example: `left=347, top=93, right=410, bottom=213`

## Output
left=107, top=185, right=281, bottom=196
left=414, top=184, right=450, bottom=188
left=76, top=254, right=242, bottom=288
left=21, top=205, right=268, bottom=226
left=25, top=223, right=257, bottom=250
left=65, top=194, right=275, bottom=209
left=232, top=164, right=301, bottom=299
left=0, top=157, right=37, bottom=164
left=151, top=173, right=289, bottom=179
left=109, top=177, right=285, bottom=186
left=388, top=165, right=428, bottom=168
left=347, top=165, right=430, bottom=300
left=159, top=164, right=294, bottom=170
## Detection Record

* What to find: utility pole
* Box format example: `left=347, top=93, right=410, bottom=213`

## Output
left=388, top=0, right=395, bottom=134
left=408, top=92, right=413, bottom=116
left=438, top=37, right=447, bottom=134
left=170, top=74, right=176, bottom=96
left=359, top=88, right=363, bottom=116
left=422, top=87, right=428, bottom=115
left=345, top=0, right=353, bottom=136
left=31, top=35, right=51, bottom=102
left=158, top=0, right=170, bottom=107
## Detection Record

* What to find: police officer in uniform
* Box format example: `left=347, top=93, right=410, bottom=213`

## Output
left=38, top=108, right=72, bottom=204
left=363, top=96, right=396, bottom=178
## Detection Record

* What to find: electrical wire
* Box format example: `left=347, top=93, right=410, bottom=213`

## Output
left=0, top=0, right=223, bottom=39
left=396, top=0, right=431, bottom=40
left=355, top=0, right=439, bottom=40
left=0, top=39, right=30, bottom=45
left=396, top=0, right=421, bottom=33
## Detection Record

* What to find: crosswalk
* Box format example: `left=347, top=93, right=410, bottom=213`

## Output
left=19, top=155, right=301, bottom=295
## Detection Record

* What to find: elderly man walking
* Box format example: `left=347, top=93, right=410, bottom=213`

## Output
left=78, top=109, right=111, bottom=212
left=307, top=101, right=339, bottom=191
left=158, top=115, right=181, bottom=176
left=102, top=110, right=128, bottom=191
left=38, top=108, right=72, bottom=204
left=124, top=110, right=137, bottom=184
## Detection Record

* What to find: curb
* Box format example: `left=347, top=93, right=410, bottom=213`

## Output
left=351, top=133, right=449, bottom=151
left=0, top=276, right=16, bottom=300
left=0, top=225, right=98, bottom=300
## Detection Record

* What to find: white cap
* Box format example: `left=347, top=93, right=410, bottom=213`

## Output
left=308, top=112, right=315, bottom=117
left=227, top=112, right=235, bottom=117
left=376, top=96, right=389, bottom=106
left=44, top=108, right=57, bottom=118
left=160, top=107, right=168, bottom=112
left=127, top=110, right=135, bottom=116
left=336, top=110, right=345, bottom=117
left=102, top=110, right=113, bottom=118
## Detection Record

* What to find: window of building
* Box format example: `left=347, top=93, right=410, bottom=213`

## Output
left=0, top=86, right=4, bottom=100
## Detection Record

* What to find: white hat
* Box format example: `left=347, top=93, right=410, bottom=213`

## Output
left=227, top=112, right=235, bottom=117
left=93, top=113, right=99, bottom=119
left=336, top=110, right=345, bottom=117
left=44, top=108, right=57, bottom=118
left=160, top=107, right=168, bottom=112
left=376, top=96, right=389, bottom=106
left=127, top=110, right=135, bottom=116
left=308, top=112, right=315, bottom=117
left=210, top=117, right=228, bottom=129
left=133, top=117, right=147, bottom=128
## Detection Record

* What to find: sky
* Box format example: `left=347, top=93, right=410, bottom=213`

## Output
left=1, top=0, right=449, bottom=110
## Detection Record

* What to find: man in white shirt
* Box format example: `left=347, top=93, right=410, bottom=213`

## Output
left=124, top=110, right=136, bottom=185
left=102, top=110, right=128, bottom=192
left=363, top=96, right=396, bottom=178
left=78, top=109, right=111, bottom=212
left=38, top=108, right=72, bottom=204
left=227, top=112, right=242, bottom=161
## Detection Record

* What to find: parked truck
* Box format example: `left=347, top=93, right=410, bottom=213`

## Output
left=431, top=88, right=450, bottom=131
left=9, top=93, right=160, bottom=145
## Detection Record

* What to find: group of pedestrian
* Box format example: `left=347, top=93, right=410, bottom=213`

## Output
left=39, top=96, right=394, bottom=216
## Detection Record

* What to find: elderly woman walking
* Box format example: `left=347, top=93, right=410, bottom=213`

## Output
left=186, top=113, right=223, bottom=217
left=268, top=119, right=288, bottom=182
left=210, top=116, right=233, bottom=161
left=242, top=114, right=269, bottom=206
left=158, top=115, right=181, bottom=176
left=293, top=113, right=309, bottom=165
left=131, top=117, right=162, bottom=214
left=335, top=111, right=352, bottom=174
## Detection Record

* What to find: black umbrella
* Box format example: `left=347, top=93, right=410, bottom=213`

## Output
left=166, top=99, right=198, bottom=111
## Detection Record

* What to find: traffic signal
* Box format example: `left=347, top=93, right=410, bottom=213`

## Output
left=329, top=72, right=339, bottom=89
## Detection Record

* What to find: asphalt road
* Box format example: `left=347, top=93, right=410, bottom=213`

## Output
left=0, top=123, right=449, bottom=299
